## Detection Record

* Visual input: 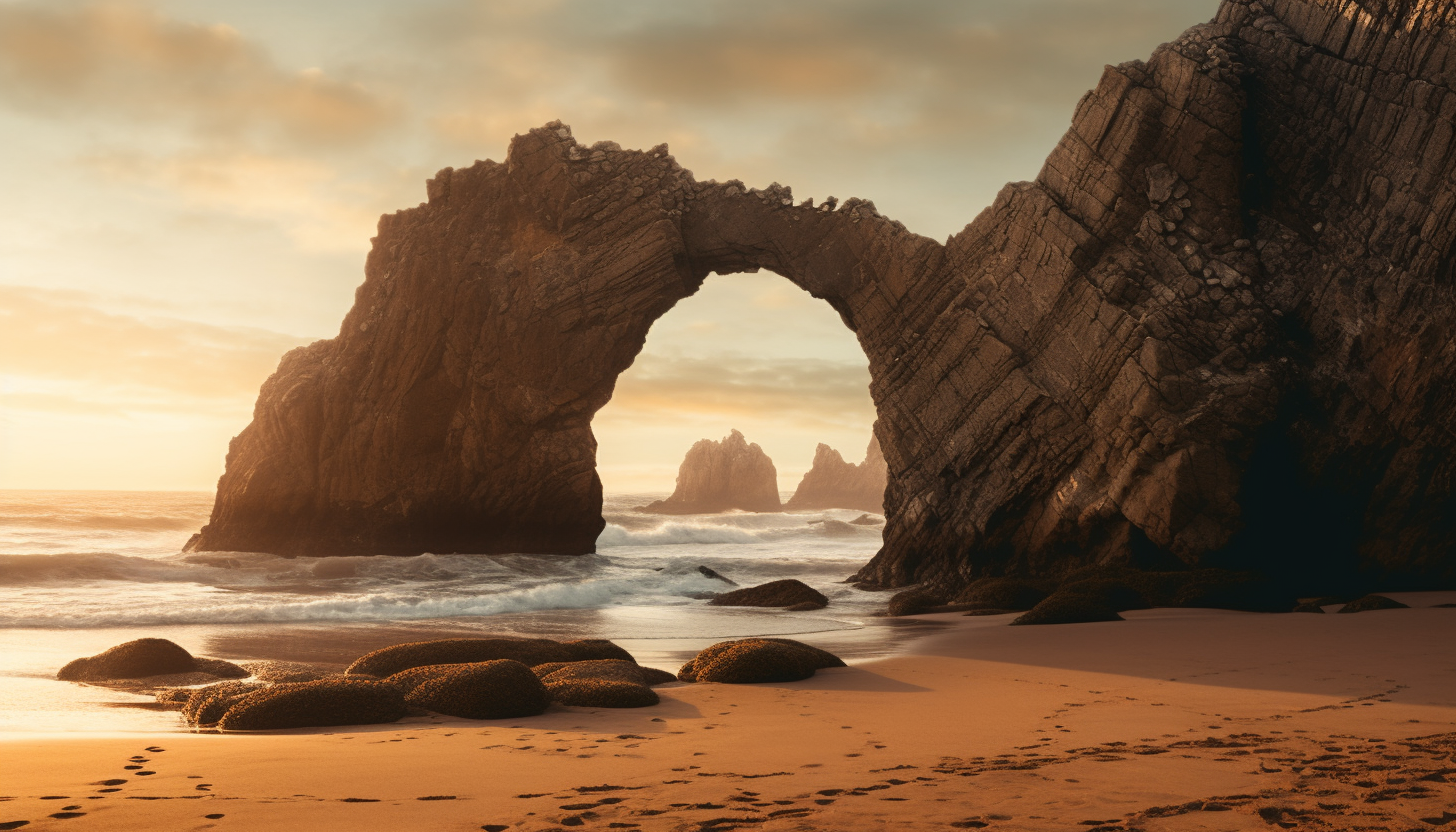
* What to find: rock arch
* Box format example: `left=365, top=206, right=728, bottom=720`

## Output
left=191, top=0, right=1456, bottom=593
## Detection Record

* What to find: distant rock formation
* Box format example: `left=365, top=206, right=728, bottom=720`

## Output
left=785, top=436, right=886, bottom=513
left=637, top=430, right=780, bottom=515
left=189, top=0, right=1456, bottom=598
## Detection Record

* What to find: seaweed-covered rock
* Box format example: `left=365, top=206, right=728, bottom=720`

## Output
left=1011, top=591, right=1124, bottom=626
left=345, top=637, right=632, bottom=677
left=59, top=638, right=203, bottom=682
left=886, top=589, right=945, bottom=616
left=678, top=638, right=845, bottom=684
left=241, top=660, right=333, bottom=683
left=544, top=678, right=660, bottom=708
left=217, top=679, right=407, bottom=731
left=709, top=579, right=828, bottom=609
left=953, top=578, right=1051, bottom=611
left=1337, top=594, right=1410, bottom=613
left=534, top=659, right=674, bottom=687
left=403, top=660, right=549, bottom=719
left=184, top=681, right=266, bottom=726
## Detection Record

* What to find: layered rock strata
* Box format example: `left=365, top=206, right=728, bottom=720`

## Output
left=191, top=0, right=1456, bottom=596
left=637, top=430, right=781, bottom=514
left=785, top=436, right=887, bottom=513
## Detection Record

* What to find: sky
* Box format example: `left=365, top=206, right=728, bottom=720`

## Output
left=0, top=0, right=1220, bottom=494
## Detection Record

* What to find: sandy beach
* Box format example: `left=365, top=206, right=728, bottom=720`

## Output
left=5, top=599, right=1454, bottom=831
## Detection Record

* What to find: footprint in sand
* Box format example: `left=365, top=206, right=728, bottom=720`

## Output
left=204, top=814, right=224, bottom=820
left=0, top=822, right=29, bottom=830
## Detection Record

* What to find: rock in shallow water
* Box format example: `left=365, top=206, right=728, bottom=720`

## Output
left=57, top=638, right=246, bottom=683
left=708, top=579, right=828, bottom=609
left=678, top=638, right=845, bottom=684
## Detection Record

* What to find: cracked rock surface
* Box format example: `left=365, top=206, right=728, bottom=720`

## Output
left=191, top=0, right=1456, bottom=596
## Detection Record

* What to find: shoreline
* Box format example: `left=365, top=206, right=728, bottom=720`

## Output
left=5, top=600, right=1455, bottom=830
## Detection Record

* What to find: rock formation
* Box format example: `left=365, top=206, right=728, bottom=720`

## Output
left=190, top=0, right=1456, bottom=596
left=785, top=436, right=887, bottom=513
left=636, top=430, right=781, bottom=514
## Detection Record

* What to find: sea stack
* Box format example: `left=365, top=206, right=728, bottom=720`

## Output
left=786, top=436, right=887, bottom=513
left=638, top=430, right=781, bottom=515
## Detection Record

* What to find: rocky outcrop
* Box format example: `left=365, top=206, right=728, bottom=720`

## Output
left=58, top=638, right=247, bottom=684
left=637, top=430, right=780, bottom=514
left=191, top=0, right=1456, bottom=596
left=785, top=436, right=887, bottom=513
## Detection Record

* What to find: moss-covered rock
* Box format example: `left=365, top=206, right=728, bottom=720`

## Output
left=403, top=659, right=549, bottom=719
left=345, top=637, right=632, bottom=677
left=183, top=681, right=266, bottom=726
left=678, top=638, right=845, bottom=684
left=544, top=678, right=659, bottom=708
left=708, top=579, right=828, bottom=609
left=58, top=638, right=223, bottom=682
left=1337, top=594, right=1410, bottom=613
left=534, top=659, right=675, bottom=687
left=1011, top=591, right=1124, bottom=626
left=241, top=660, right=333, bottom=683
left=217, top=679, right=407, bottom=731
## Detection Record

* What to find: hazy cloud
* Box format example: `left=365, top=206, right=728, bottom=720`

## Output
left=606, top=353, right=874, bottom=429
left=0, top=284, right=307, bottom=412
left=0, top=1, right=396, bottom=148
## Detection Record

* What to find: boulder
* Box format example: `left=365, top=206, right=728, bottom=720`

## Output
left=638, top=430, right=781, bottom=514
left=1057, top=578, right=1151, bottom=612
left=182, top=681, right=265, bottom=727
left=217, top=679, right=407, bottom=731
left=57, top=638, right=245, bottom=683
left=240, top=660, right=333, bottom=683
left=533, top=659, right=676, bottom=687
left=953, top=578, right=1051, bottom=611
left=402, top=660, right=550, bottom=719
left=1011, top=591, right=1125, bottom=626
left=345, top=637, right=632, bottom=677
left=708, top=579, right=828, bottom=609
left=1292, top=602, right=1327, bottom=613
left=886, top=589, right=946, bottom=616
left=1337, top=594, right=1410, bottom=613
left=544, top=678, right=659, bottom=708
left=1172, top=572, right=1293, bottom=613
left=785, top=437, right=888, bottom=513
left=678, top=638, right=845, bottom=684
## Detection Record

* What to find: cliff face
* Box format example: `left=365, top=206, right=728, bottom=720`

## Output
left=191, top=0, right=1456, bottom=595
left=638, top=430, right=781, bottom=515
left=785, top=437, right=887, bottom=513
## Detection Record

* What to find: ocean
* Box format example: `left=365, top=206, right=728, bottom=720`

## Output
left=0, top=490, right=935, bottom=733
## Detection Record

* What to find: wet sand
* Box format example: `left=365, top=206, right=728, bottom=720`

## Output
left=4, top=601, right=1455, bottom=831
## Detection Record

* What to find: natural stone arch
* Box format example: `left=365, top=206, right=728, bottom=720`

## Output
left=192, top=0, right=1456, bottom=594
left=190, top=123, right=931, bottom=559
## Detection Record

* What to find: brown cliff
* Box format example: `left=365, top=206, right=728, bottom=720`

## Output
left=785, top=436, right=886, bottom=513
left=191, top=0, right=1456, bottom=597
left=637, top=430, right=781, bottom=515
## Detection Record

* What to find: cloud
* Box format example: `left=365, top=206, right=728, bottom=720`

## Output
left=0, top=1, right=396, bottom=148
left=0, top=284, right=308, bottom=413
left=603, top=353, right=875, bottom=429
left=80, top=148, right=395, bottom=252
